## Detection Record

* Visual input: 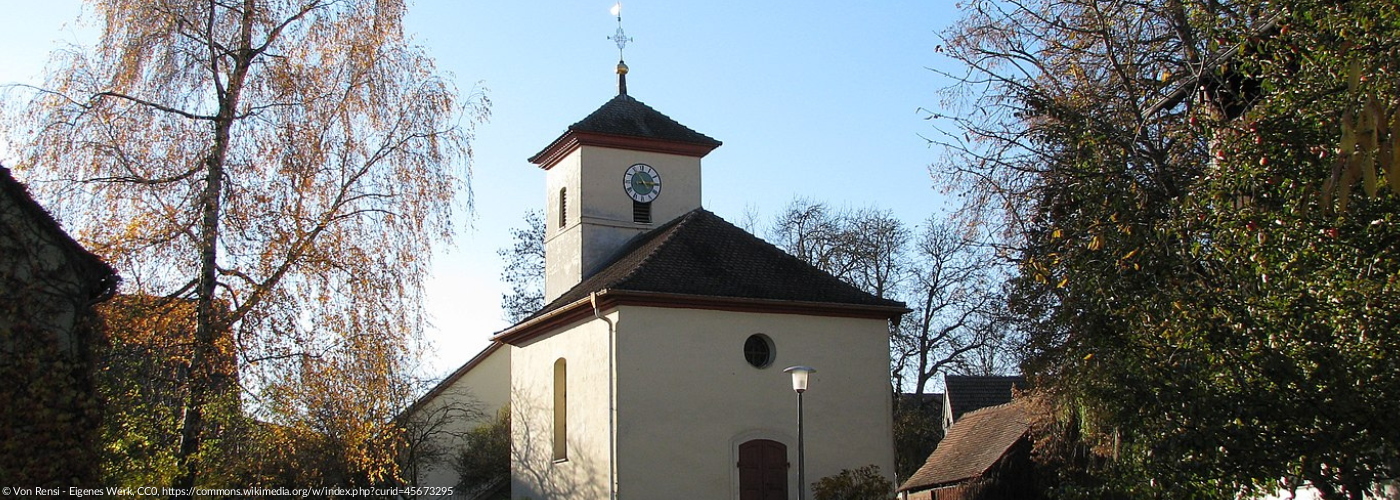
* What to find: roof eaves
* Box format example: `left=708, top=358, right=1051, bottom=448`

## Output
left=528, top=130, right=721, bottom=169
left=491, top=294, right=600, bottom=346
left=600, top=289, right=910, bottom=320
left=400, top=341, right=505, bottom=420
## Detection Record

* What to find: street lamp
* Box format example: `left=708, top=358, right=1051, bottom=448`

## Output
left=784, top=365, right=816, bottom=500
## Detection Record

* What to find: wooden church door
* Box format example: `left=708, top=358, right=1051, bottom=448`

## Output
left=738, top=439, right=788, bottom=500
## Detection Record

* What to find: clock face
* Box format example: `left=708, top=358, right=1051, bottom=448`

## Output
left=623, top=163, right=661, bottom=203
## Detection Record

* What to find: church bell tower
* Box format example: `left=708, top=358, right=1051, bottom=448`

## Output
left=528, top=62, right=721, bottom=302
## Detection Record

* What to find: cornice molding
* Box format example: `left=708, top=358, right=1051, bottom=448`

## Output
left=493, top=289, right=908, bottom=346
left=528, top=131, right=719, bottom=170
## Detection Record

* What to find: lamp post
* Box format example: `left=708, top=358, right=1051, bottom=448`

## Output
left=784, top=365, right=816, bottom=500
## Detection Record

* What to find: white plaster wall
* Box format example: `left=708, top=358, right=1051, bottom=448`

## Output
left=543, top=145, right=703, bottom=302
left=574, top=146, right=702, bottom=228
left=510, top=314, right=618, bottom=500
left=612, top=306, right=896, bottom=499
left=412, top=344, right=512, bottom=489
left=544, top=150, right=583, bottom=303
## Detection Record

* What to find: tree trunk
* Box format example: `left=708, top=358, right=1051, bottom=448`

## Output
left=171, top=3, right=257, bottom=496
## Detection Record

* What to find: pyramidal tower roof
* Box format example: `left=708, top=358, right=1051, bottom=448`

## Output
left=571, top=93, right=720, bottom=147
left=528, top=78, right=721, bottom=168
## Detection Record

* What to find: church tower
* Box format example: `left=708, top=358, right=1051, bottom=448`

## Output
left=409, top=8, right=902, bottom=499
left=529, top=63, right=721, bottom=303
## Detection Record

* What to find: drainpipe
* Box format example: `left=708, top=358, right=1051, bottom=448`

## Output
left=591, top=292, right=618, bottom=499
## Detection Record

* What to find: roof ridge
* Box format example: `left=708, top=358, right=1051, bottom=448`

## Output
left=962, top=399, right=1024, bottom=418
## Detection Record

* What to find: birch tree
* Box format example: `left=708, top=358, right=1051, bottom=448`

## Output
left=2, top=0, right=487, bottom=492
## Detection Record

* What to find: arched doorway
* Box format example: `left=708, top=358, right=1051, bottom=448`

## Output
left=738, top=439, right=788, bottom=500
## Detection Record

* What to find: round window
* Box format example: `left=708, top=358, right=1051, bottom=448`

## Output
left=743, top=334, right=775, bottom=368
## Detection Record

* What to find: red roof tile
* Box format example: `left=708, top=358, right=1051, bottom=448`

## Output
left=898, top=400, right=1031, bottom=492
left=944, top=375, right=1027, bottom=425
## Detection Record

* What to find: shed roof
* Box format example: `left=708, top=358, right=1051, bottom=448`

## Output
left=899, top=400, right=1031, bottom=492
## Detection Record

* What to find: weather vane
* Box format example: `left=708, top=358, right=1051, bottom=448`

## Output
left=607, top=2, right=632, bottom=62
left=608, top=2, right=633, bottom=95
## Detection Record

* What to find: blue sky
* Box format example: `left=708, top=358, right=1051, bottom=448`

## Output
left=1, top=1, right=961, bottom=377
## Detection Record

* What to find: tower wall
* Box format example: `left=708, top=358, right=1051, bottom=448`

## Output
left=543, top=145, right=702, bottom=302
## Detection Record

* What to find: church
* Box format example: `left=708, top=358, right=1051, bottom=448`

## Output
left=410, top=60, right=907, bottom=499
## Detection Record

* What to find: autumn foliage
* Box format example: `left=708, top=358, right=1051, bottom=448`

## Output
left=2, top=0, right=485, bottom=492
left=936, top=0, right=1400, bottom=497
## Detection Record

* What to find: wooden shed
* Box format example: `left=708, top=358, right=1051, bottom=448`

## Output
left=898, top=400, right=1043, bottom=500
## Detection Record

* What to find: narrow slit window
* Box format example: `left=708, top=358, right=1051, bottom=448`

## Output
left=553, top=358, right=568, bottom=461
left=558, top=188, right=568, bottom=229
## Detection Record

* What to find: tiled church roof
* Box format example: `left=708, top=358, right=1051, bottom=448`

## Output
left=527, top=208, right=906, bottom=322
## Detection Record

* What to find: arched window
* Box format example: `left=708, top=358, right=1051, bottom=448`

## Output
left=553, top=358, right=568, bottom=461
left=558, top=188, right=568, bottom=229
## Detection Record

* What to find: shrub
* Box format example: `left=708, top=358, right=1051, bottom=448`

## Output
left=811, top=464, right=894, bottom=500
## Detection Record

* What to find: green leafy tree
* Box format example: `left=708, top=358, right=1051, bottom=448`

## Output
left=454, top=408, right=510, bottom=499
left=96, top=296, right=243, bottom=489
left=937, top=0, right=1400, bottom=498
left=2, top=0, right=487, bottom=493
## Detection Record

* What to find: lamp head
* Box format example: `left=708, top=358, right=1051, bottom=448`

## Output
left=783, top=365, right=816, bottom=393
